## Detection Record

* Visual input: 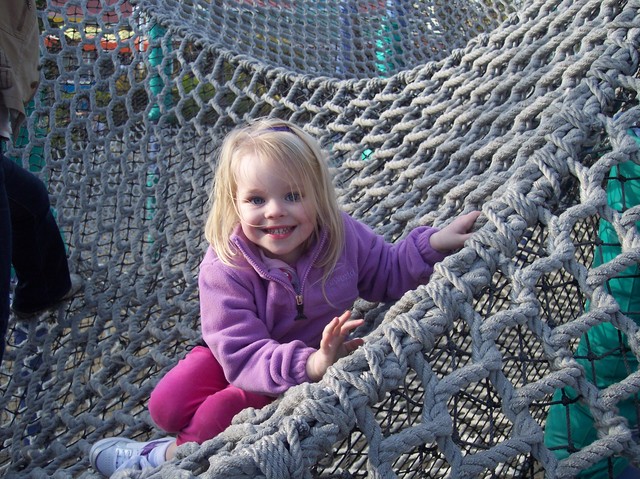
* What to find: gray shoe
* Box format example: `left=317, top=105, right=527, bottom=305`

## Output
left=11, top=273, right=83, bottom=319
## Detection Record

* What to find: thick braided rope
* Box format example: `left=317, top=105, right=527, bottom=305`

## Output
left=0, top=0, right=639, bottom=478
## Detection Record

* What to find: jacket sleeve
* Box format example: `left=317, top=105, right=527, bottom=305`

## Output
left=0, top=0, right=41, bottom=138
left=344, top=214, right=448, bottom=302
left=198, top=250, right=314, bottom=396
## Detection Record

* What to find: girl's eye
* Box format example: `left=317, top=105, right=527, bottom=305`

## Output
left=249, top=197, right=265, bottom=205
left=285, top=192, right=301, bottom=202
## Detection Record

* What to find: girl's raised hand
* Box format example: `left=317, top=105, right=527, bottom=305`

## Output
left=305, top=310, right=365, bottom=382
left=429, top=210, right=481, bottom=254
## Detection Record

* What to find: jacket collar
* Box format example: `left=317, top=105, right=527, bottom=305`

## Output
left=230, top=225, right=327, bottom=275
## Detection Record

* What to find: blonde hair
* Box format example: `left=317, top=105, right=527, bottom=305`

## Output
left=205, top=118, right=344, bottom=279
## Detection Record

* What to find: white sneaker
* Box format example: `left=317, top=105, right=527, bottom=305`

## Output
left=89, top=437, right=173, bottom=477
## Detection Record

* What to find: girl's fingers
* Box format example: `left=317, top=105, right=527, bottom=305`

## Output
left=323, top=312, right=362, bottom=350
left=341, top=319, right=364, bottom=335
left=461, top=211, right=482, bottom=231
left=331, top=311, right=352, bottom=336
left=321, top=318, right=336, bottom=345
left=337, top=310, right=351, bottom=327
left=327, top=317, right=339, bottom=334
left=323, top=316, right=346, bottom=348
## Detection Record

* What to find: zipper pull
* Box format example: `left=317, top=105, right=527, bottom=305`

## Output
left=294, top=295, right=307, bottom=321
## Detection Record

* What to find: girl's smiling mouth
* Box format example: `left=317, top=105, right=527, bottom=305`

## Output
left=262, top=226, right=295, bottom=236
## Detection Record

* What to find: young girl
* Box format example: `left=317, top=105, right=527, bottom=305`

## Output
left=90, top=119, right=481, bottom=477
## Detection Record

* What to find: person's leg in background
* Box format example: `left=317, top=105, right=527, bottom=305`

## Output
left=0, top=152, right=11, bottom=364
left=2, top=152, right=73, bottom=316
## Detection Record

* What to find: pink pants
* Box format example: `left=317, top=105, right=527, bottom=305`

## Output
left=148, top=345, right=274, bottom=445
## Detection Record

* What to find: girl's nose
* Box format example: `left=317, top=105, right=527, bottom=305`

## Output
left=265, top=199, right=285, bottom=217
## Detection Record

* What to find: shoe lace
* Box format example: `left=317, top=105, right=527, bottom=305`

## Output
left=117, top=452, right=153, bottom=473
left=115, top=440, right=166, bottom=473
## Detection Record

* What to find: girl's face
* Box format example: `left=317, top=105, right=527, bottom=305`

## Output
left=235, top=153, right=316, bottom=264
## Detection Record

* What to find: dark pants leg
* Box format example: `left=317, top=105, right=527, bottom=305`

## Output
left=0, top=153, right=10, bottom=364
left=0, top=152, right=70, bottom=317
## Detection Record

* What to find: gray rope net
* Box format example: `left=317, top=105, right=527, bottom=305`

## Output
left=1, top=0, right=640, bottom=477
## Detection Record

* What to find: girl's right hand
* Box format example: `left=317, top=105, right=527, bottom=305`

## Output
left=429, top=210, right=481, bottom=253
left=305, top=310, right=364, bottom=382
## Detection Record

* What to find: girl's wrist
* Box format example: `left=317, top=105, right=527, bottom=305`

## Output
left=305, top=352, right=321, bottom=382
left=429, top=230, right=449, bottom=254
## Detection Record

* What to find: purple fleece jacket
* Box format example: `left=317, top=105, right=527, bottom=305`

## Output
left=199, top=212, right=446, bottom=396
